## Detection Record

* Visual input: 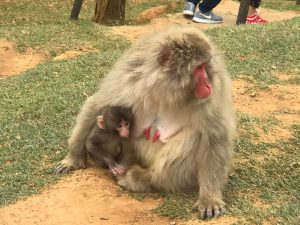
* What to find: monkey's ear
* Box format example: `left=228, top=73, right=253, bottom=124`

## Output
left=97, top=116, right=105, bottom=129
left=157, top=45, right=171, bottom=66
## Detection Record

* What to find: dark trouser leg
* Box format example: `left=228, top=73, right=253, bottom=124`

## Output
left=187, top=0, right=200, bottom=5
left=250, top=0, right=261, bottom=8
left=238, top=0, right=261, bottom=8
left=199, top=0, right=221, bottom=13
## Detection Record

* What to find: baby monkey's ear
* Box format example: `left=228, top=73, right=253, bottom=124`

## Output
left=157, top=45, right=172, bottom=66
left=97, top=115, right=105, bottom=129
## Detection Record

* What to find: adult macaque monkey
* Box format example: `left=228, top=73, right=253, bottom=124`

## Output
left=56, top=27, right=235, bottom=219
left=85, top=106, right=132, bottom=175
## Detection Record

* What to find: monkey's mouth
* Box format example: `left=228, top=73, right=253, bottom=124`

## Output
left=121, top=132, right=129, bottom=138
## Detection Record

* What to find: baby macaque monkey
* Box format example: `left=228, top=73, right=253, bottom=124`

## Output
left=86, top=106, right=133, bottom=175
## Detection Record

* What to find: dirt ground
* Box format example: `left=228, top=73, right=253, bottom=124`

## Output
left=0, top=1, right=299, bottom=224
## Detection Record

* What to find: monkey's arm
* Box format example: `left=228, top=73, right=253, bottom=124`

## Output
left=55, top=97, right=101, bottom=173
left=87, top=141, right=126, bottom=175
left=194, top=126, right=232, bottom=219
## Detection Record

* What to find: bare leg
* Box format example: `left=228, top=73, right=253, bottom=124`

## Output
left=248, top=5, right=256, bottom=16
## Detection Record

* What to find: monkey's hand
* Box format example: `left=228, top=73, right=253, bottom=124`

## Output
left=193, top=197, right=225, bottom=219
left=109, top=164, right=126, bottom=176
left=55, top=155, right=87, bottom=173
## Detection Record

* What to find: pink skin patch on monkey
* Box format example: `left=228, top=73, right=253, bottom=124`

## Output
left=152, top=130, right=160, bottom=143
left=143, top=127, right=161, bottom=143
left=194, top=64, right=212, bottom=99
left=143, top=127, right=151, bottom=140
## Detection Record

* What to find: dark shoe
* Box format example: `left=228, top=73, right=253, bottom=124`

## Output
left=192, top=11, right=223, bottom=24
left=183, top=1, right=196, bottom=16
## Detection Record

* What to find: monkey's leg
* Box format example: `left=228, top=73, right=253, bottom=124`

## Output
left=117, top=164, right=153, bottom=192
left=56, top=97, right=100, bottom=173
left=119, top=139, right=136, bottom=168
left=193, top=130, right=232, bottom=219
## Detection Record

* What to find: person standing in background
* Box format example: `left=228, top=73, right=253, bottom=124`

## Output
left=183, top=0, right=223, bottom=24
left=246, top=0, right=268, bottom=24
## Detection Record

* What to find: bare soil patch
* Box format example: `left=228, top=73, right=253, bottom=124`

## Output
left=252, top=125, right=293, bottom=144
left=0, top=40, right=98, bottom=78
left=233, top=77, right=299, bottom=146
left=273, top=70, right=299, bottom=81
left=0, top=167, right=240, bottom=225
left=233, top=79, right=300, bottom=116
left=53, top=46, right=99, bottom=61
left=0, top=39, right=46, bottom=78
left=0, top=168, right=169, bottom=225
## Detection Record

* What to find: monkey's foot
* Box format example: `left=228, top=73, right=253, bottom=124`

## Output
left=117, top=165, right=152, bottom=192
left=193, top=198, right=225, bottom=219
left=55, top=157, right=87, bottom=174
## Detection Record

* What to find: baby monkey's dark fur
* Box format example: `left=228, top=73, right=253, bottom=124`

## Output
left=86, top=106, right=132, bottom=175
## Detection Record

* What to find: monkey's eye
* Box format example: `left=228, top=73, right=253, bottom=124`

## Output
left=124, top=122, right=130, bottom=126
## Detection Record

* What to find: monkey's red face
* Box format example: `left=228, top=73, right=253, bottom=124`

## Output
left=116, top=120, right=130, bottom=138
left=194, top=63, right=212, bottom=99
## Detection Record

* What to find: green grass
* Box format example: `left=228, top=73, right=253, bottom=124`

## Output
left=207, top=17, right=300, bottom=86
left=262, top=0, right=300, bottom=11
left=234, top=0, right=300, bottom=11
left=0, top=1, right=300, bottom=224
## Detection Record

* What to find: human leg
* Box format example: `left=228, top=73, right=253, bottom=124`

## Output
left=192, top=0, right=223, bottom=24
left=247, top=0, right=268, bottom=24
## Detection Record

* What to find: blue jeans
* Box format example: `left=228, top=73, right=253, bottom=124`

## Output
left=187, top=0, right=222, bottom=13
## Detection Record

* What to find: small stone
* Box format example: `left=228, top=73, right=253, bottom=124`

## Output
left=291, top=162, right=300, bottom=168
left=240, top=90, right=246, bottom=95
left=250, top=92, right=256, bottom=97
left=170, top=222, right=176, bottom=225
left=99, top=217, right=109, bottom=220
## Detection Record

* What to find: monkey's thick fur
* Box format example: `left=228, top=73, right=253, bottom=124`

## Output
left=57, top=27, right=235, bottom=218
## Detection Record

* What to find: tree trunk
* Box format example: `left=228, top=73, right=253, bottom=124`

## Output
left=297, top=0, right=300, bottom=5
left=93, top=0, right=126, bottom=25
left=236, top=0, right=250, bottom=25
left=70, top=0, right=83, bottom=20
